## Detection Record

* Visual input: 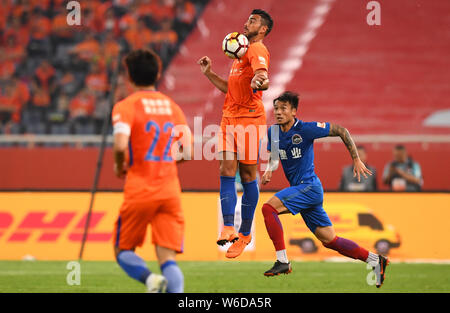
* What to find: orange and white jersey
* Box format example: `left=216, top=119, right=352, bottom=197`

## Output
left=223, top=41, right=270, bottom=118
left=112, top=90, right=191, bottom=201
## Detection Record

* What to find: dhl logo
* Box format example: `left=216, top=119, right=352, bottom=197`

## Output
left=0, top=211, right=112, bottom=243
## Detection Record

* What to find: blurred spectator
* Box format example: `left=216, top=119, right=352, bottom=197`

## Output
left=56, top=72, right=80, bottom=97
left=383, top=144, right=423, bottom=191
left=70, top=33, right=101, bottom=63
left=153, top=0, right=175, bottom=23
left=0, top=0, right=207, bottom=133
left=29, top=9, right=51, bottom=40
left=0, top=78, right=29, bottom=127
left=173, top=0, right=196, bottom=37
left=51, top=8, right=76, bottom=43
left=136, top=0, right=174, bottom=26
left=33, top=60, right=56, bottom=94
left=48, top=91, right=70, bottom=124
left=85, top=62, right=109, bottom=95
left=101, top=31, right=122, bottom=69
left=339, top=145, right=377, bottom=192
left=27, top=9, right=51, bottom=58
left=30, top=0, right=51, bottom=12
left=98, top=7, right=120, bottom=36
left=154, top=18, right=178, bottom=63
left=69, top=88, right=96, bottom=122
left=4, top=33, right=26, bottom=65
left=30, top=83, right=51, bottom=119
left=155, top=18, right=178, bottom=46
left=4, top=16, right=30, bottom=47
left=124, top=17, right=154, bottom=50
left=0, top=83, right=20, bottom=126
left=0, top=58, right=15, bottom=79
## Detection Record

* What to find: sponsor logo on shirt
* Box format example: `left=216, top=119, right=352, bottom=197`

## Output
left=279, top=149, right=288, bottom=160
left=291, top=147, right=302, bottom=159
left=141, top=98, right=172, bottom=115
left=317, top=122, right=326, bottom=129
left=112, top=113, right=121, bottom=122
left=258, top=56, right=266, bottom=66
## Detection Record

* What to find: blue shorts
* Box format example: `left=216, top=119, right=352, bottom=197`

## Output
left=275, top=184, right=332, bottom=233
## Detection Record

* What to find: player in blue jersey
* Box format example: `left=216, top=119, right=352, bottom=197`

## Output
left=261, top=91, right=389, bottom=288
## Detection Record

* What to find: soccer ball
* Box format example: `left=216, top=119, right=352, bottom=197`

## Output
left=222, top=32, right=249, bottom=59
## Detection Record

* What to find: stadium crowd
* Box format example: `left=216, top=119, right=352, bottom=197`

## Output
left=0, top=0, right=208, bottom=135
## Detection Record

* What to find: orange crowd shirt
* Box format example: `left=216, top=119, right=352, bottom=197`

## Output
left=223, top=41, right=270, bottom=118
left=112, top=90, right=191, bottom=202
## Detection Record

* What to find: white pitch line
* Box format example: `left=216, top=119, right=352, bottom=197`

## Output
left=263, top=0, right=336, bottom=112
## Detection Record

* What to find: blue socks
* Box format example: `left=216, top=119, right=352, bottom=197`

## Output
left=161, top=260, right=184, bottom=293
left=239, top=179, right=259, bottom=236
left=116, top=250, right=151, bottom=284
left=117, top=251, right=184, bottom=293
left=220, top=176, right=237, bottom=226
left=220, top=175, right=259, bottom=235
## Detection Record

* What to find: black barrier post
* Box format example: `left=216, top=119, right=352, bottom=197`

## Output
left=78, top=50, right=124, bottom=260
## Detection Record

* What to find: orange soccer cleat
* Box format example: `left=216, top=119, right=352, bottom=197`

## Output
left=217, top=225, right=239, bottom=246
left=225, top=233, right=252, bottom=258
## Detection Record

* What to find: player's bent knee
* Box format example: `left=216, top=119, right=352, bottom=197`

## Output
left=239, top=171, right=256, bottom=183
left=114, top=247, right=135, bottom=259
left=262, top=203, right=272, bottom=216
left=219, top=163, right=237, bottom=177
left=262, top=202, right=280, bottom=216
left=320, top=238, right=333, bottom=246
left=155, top=245, right=177, bottom=265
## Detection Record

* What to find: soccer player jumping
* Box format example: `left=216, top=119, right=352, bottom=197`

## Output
left=198, top=9, right=273, bottom=258
left=112, top=50, right=192, bottom=292
left=261, top=91, right=389, bottom=288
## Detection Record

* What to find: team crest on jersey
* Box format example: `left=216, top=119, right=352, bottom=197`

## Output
left=317, top=122, right=326, bottom=129
left=292, top=134, right=302, bottom=145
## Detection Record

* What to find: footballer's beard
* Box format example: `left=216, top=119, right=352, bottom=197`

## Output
left=245, top=30, right=259, bottom=41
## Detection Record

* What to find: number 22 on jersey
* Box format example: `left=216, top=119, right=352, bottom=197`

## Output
left=141, top=98, right=175, bottom=162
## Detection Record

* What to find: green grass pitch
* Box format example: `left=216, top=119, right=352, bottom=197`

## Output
left=0, top=261, right=449, bottom=293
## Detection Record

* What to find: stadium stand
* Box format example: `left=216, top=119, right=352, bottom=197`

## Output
left=0, top=0, right=449, bottom=191
left=0, top=0, right=209, bottom=135
left=160, top=0, right=450, bottom=136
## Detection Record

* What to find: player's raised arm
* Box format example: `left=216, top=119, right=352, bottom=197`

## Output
left=197, top=56, right=228, bottom=93
left=329, top=124, right=373, bottom=182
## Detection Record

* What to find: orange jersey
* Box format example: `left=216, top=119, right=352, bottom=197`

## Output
left=112, top=91, right=190, bottom=202
left=223, top=41, right=270, bottom=118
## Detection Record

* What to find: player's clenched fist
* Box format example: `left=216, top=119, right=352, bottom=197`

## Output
left=114, top=162, right=128, bottom=179
left=251, top=71, right=269, bottom=90
left=197, top=56, right=211, bottom=75
left=261, top=170, right=272, bottom=185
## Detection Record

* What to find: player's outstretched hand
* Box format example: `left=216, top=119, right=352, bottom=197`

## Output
left=197, top=56, right=211, bottom=75
left=353, top=158, right=373, bottom=182
left=262, top=170, right=272, bottom=185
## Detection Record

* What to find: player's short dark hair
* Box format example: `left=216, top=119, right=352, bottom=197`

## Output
left=251, top=9, right=273, bottom=36
left=125, top=49, right=161, bottom=87
left=395, top=144, right=406, bottom=150
left=274, top=91, right=299, bottom=110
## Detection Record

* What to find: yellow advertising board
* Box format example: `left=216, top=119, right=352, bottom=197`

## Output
left=0, top=192, right=449, bottom=261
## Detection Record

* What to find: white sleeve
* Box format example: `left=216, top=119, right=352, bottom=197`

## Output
left=113, top=122, right=131, bottom=136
